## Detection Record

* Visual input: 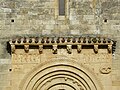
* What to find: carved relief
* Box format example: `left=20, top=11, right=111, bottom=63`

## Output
left=11, top=45, right=15, bottom=53
left=42, top=77, right=84, bottom=90
left=10, top=37, right=113, bottom=90
left=94, top=45, right=98, bottom=53
left=108, top=45, right=112, bottom=53
left=100, top=66, right=111, bottom=74
left=19, top=60, right=102, bottom=90
left=52, top=45, right=57, bottom=54
left=67, top=45, right=72, bottom=54
left=39, top=45, right=43, bottom=54
left=24, top=45, right=29, bottom=53
left=77, top=45, right=82, bottom=53
left=13, top=65, right=23, bottom=72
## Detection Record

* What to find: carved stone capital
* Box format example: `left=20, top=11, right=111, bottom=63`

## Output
left=24, top=45, right=29, bottom=53
left=39, top=45, right=43, bottom=54
left=67, top=45, right=72, bottom=54
left=52, top=45, right=57, bottom=54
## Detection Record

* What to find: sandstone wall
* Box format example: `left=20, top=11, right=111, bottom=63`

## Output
left=0, top=0, right=119, bottom=89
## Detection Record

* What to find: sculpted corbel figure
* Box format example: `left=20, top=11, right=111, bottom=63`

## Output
left=52, top=45, right=57, bottom=54
left=11, top=45, right=15, bottom=53
left=94, top=45, right=98, bottom=53
left=39, top=45, right=43, bottom=54
left=77, top=45, right=81, bottom=53
left=108, top=45, right=112, bottom=53
left=67, top=45, right=72, bottom=54
left=24, top=45, right=29, bottom=53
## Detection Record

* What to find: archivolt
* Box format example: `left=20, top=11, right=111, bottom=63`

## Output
left=19, top=59, right=102, bottom=90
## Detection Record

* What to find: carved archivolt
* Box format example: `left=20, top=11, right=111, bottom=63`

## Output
left=19, top=59, right=103, bottom=90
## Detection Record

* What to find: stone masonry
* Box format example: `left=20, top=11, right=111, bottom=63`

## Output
left=0, top=0, right=120, bottom=90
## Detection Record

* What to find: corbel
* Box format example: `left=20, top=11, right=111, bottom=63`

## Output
left=32, top=38, right=35, bottom=43
left=26, top=38, right=29, bottom=43
left=11, top=45, right=15, bottom=53
left=61, top=38, right=65, bottom=43
left=108, top=45, right=112, bottom=53
left=46, top=37, right=49, bottom=43
left=24, top=45, right=29, bottom=53
left=67, top=37, right=71, bottom=42
left=39, top=45, right=43, bottom=54
left=77, top=45, right=82, bottom=53
left=17, top=38, right=21, bottom=43
left=52, top=45, right=57, bottom=54
left=67, top=45, right=72, bottom=54
left=35, top=37, right=39, bottom=43
left=51, top=38, right=55, bottom=43
left=92, top=38, right=97, bottom=43
left=83, top=37, right=86, bottom=43
left=94, top=45, right=98, bottom=53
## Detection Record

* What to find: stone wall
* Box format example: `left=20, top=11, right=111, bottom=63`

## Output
left=0, top=0, right=120, bottom=89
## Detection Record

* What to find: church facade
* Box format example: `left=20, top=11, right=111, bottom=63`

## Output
left=0, top=0, right=119, bottom=90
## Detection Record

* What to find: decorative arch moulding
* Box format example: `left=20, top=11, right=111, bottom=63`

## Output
left=9, top=36, right=116, bottom=54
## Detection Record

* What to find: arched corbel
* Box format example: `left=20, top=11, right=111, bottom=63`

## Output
left=108, top=45, right=112, bottom=53
left=52, top=45, right=57, bottom=54
left=24, top=45, right=29, bottom=53
left=94, top=45, right=98, bottom=53
left=39, top=45, right=43, bottom=54
left=77, top=45, right=82, bottom=53
left=67, top=45, right=72, bottom=54
left=11, top=45, right=15, bottom=53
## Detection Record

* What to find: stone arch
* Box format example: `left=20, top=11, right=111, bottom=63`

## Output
left=19, top=59, right=103, bottom=90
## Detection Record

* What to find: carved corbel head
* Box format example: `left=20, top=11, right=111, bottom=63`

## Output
left=94, top=45, right=98, bottom=53
left=77, top=45, right=81, bottom=53
left=52, top=45, right=57, bottom=54
left=108, top=45, right=112, bottom=53
left=24, top=45, right=29, bottom=53
left=39, top=45, right=43, bottom=54
left=11, top=45, right=15, bottom=53
left=67, top=45, right=72, bottom=54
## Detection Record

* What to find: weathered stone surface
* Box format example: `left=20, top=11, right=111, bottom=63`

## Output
left=0, top=0, right=119, bottom=89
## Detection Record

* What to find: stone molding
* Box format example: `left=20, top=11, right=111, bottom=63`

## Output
left=19, top=59, right=103, bottom=90
left=9, top=37, right=114, bottom=54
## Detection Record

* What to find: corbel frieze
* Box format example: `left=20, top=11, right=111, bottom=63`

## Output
left=9, top=37, right=115, bottom=54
